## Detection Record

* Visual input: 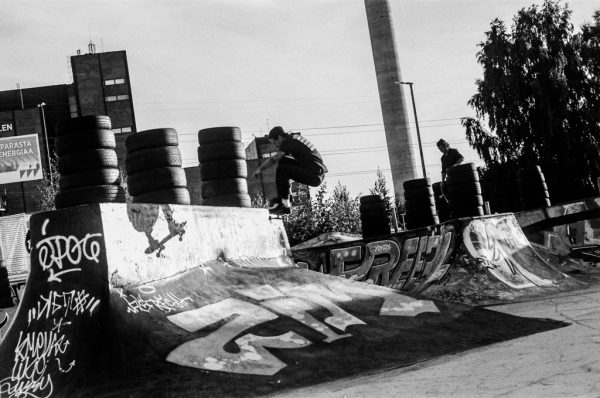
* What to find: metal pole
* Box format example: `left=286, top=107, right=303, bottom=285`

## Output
left=38, top=103, right=52, bottom=180
left=404, top=82, right=427, bottom=179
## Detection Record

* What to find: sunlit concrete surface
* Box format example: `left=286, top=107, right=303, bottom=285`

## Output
left=268, top=285, right=600, bottom=398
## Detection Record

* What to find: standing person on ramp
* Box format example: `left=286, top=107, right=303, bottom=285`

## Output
left=437, top=138, right=464, bottom=181
left=252, top=126, right=327, bottom=214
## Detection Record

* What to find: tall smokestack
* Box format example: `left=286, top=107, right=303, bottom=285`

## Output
left=364, top=0, right=418, bottom=201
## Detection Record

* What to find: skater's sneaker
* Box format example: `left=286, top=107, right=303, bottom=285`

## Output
left=268, top=198, right=291, bottom=215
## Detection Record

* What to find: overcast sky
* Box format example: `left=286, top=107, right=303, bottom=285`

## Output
left=1, top=0, right=598, bottom=197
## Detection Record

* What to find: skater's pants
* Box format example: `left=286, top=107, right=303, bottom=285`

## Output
left=276, top=156, right=324, bottom=199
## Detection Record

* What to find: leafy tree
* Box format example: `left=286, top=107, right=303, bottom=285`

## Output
left=283, top=182, right=361, bottom=247
left=464, top=1, right=600, bottom=209
left=369, top=168, right=396, bottom=227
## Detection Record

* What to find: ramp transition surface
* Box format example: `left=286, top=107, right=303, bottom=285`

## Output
left=0, top=204, right=567, bottom=397
left=293, top=213, right=588, bottom=305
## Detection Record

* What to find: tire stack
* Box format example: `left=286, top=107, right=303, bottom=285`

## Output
left=0, top=264, right=14, bottom=308
left=403, top=178, right=439, bottom=229
left=197, top=127, right=251, bottom=207
left=55, top=115, right=125, bottom=209
left=445, top=163, right=484, bottom=218
left=125, top=128, right=190, bottom=205
left=517, top=165, right=551, bottom=210
left=432, top=181, right=451, bottom=222
left=360, top=194, right=390, bottom=238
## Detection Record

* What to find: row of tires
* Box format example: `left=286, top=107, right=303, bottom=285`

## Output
left=55, top=116, right=125, bottom=209
left=402, top=178, right=439, bottom=229
left=398, top=163, right=483, bottom=230
left=124, top=128, right=190, bottom=205
left=444, top=163, right=484, bottom=218
left=197, top=127, right=251, bottom=208
left=359, top=195, right=390, bottom=238
left=358, top=164, right=554, bottom=236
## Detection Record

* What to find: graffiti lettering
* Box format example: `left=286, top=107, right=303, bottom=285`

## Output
left=463, top=218, right=555, bottom=289
left=36, top=219, right=102, bottom=282
left=118, top=290, right=192, bottom=314
left=167, top=281, right=439, bottom=376
left=167, top=298, right=309, bottom=375
left=27, top=290, right=100, bottom=324
left=1, top=289, right=101, bottom=398
left=363, top=240, right=401, bottom=285
left=330, top=246, right=362, bottom=276
left=0, top=329, right=68, bottom=398
left=297, top=231, right=455, bottom=293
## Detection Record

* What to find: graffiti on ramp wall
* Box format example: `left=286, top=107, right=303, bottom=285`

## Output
left=292, top=228, right=456, bottom=293
left=463, top=217, right=555, bottom=289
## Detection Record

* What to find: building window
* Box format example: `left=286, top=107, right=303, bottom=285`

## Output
left=105, top=94, right=129, bottom=102
left=104, top=78, right=126, bottom=86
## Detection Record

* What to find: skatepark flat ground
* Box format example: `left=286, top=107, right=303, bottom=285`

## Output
left=269, top=284, right=600, bottom=398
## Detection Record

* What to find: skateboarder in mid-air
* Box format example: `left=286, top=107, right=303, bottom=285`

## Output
left=252, top=126, right=327, bottom=214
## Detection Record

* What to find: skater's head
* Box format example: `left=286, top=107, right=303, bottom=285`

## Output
left=437, top=139, right=450, bottom=154
left=268, top=126, right=287, bottom=149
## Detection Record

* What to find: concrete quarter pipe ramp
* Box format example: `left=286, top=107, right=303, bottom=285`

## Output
left=0, top=204, right=566, bottom=397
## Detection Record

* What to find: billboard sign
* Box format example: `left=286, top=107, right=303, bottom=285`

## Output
left=0, top=134, right=43, bottom=184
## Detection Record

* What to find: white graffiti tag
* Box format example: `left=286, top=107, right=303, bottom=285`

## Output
left=0, top=290, right=101, bottom=398
left=27, top=290, right=100, bottom=324
left=0, top=329, right=68, bottom=398
left=36, top=219, right=103, bottom=282
left=118, top=290, right=192, bottom=314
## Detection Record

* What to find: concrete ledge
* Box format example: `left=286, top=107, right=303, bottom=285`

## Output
left=30, top=203, right=292, bottom=287
left=516, top=197, right=600, bottom=229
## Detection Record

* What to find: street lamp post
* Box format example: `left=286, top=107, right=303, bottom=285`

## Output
left=37, top=102, right=52, bottom=180
left=399, top=82, right=427, bottom=179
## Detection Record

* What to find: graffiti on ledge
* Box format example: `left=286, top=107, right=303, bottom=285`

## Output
left=293, top=231, right=455, bottom=292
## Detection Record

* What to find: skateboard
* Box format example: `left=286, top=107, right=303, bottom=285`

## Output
left=145, top=220, right=187, bottom=257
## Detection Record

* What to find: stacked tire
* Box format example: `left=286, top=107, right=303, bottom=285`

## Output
left=0, top=264, right=14, bottom=308
left=125, top=128, right=190, bottom=205
left=432, top=181, right=451, bottom=222
left=198, top=127, right=250, bottom=207
left=55, top=115, right=125, bottom=209
left=517, top=165, right=551, bottom=210
left=360, top=194, right=390, bottom=238
left=403, top=178, right=439, bottom=229
left=445, top=163, right=484, bottom=218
